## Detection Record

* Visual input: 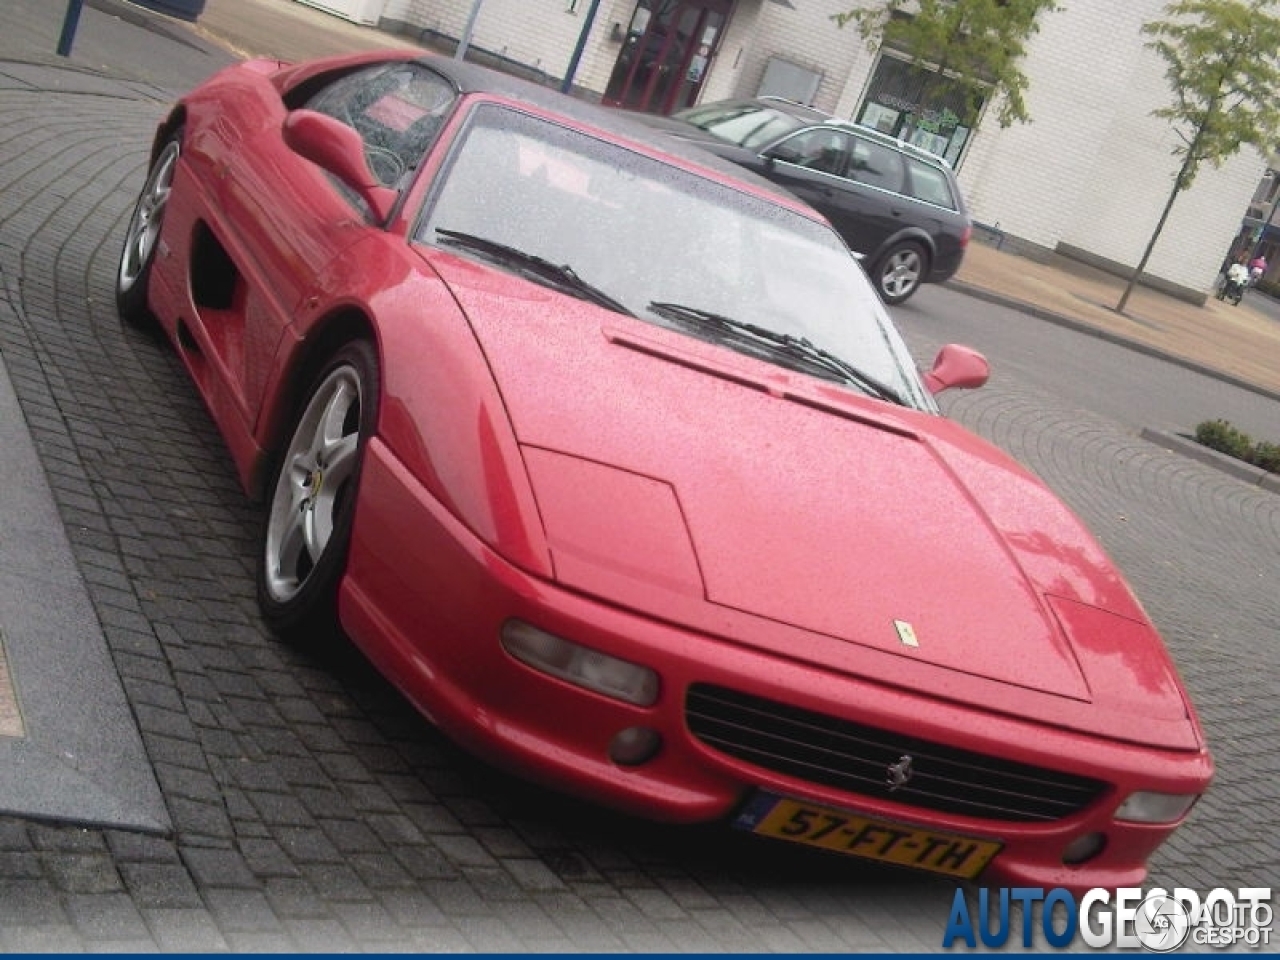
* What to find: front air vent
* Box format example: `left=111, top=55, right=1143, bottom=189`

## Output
left=687, top=684, right=1107, bottom=822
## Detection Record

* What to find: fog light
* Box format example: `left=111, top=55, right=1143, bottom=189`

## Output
left=1061, top=832, right=1107, bottom=865
left=1115, top=791, right=1200, bottom=823
left=609, top=726, right=663, bottom=766
left=501, top=620, right=660, bottom=706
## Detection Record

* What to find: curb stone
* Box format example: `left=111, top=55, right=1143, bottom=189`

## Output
left=1139, top=428, right=1280, bottom=494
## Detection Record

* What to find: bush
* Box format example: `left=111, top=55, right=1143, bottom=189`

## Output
left=1195, top=419, right=1255, bottom=460
left=1253, top=441, right=1280, bottom=473
left=1194, top=419, right=1280, bottom=474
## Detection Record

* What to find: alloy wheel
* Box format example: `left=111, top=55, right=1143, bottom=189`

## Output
left=263, top=363, right=363, bottom=604
left=878, top=245, right=924, bottom=303
left=119, top=140, right=179, bottom=295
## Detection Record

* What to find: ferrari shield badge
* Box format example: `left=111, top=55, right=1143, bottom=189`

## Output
left=893, top=619, right=920, bottom=648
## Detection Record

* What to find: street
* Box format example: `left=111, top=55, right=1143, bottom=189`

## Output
left=898, top=284, right=1280, bottom=441
left=0, top=1, right=1275, bottom=952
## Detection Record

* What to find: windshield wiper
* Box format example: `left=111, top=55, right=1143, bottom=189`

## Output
left=435, top=228, right=634, bottom=317
left=647, top=300, right=904, bottom=405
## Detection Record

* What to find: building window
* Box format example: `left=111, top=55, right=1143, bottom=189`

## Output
left=856, top=53, right=985, bottom=167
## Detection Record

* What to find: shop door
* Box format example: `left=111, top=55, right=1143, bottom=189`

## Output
left=603, top=0, right=733, bottom=115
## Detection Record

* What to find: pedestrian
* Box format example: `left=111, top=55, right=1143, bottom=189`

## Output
left=1249, top=252, right=1268, bottom=285
left=1219, top=258, right=1250, bottom=304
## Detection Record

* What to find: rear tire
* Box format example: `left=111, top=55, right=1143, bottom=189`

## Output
left=117, top=131, right=181, bottom=325
left=257, top=340, right=380, bottom=642
left=872, top=241, right=927, bottom=305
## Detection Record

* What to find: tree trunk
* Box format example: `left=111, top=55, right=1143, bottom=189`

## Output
left=1115, top=140, right=1200, bottom=314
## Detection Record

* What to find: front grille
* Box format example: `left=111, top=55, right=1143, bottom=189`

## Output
left=686, top=684, right=1107, bottom=822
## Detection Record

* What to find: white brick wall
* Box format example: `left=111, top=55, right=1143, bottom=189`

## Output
left=383, top=0, right=600, bottom=84
left=735, top=2, right=865, bottom=109
left=952, top=1, right=1152, bottom=246
left=373, top=0, right=1265, bottom=291
left=955, top=0, right=1263, bottom=290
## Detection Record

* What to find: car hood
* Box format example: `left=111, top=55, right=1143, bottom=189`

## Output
left=634, top=113, right=718, bottom=139
left=635, top=115, right=752, bottom=157
left=429, top=256, right=1198, bottom=749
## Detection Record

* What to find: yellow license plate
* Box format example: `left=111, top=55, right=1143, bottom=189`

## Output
left=735, top=793, right=1001, bottom=880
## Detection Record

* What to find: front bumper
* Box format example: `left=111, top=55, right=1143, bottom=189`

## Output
left=339, top=439, right=1212, bottom=891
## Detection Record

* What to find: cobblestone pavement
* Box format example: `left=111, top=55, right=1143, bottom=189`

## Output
left=0, top=63, right=955, bottom=951
left=0, top=4, right=1276, bottom=954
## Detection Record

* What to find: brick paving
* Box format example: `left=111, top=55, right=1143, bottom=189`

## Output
left=0, top=0, right=1274, bottom=952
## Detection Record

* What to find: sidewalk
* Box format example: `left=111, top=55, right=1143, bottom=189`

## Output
left=953, top=242, right=1280, bottom=400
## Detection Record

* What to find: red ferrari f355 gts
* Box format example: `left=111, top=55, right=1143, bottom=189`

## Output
left=117, top=49, right=1211, bottom=891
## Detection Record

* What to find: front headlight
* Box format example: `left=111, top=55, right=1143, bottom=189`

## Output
left=501, top=620, right=660, bottom=707
left=1115, top=791, right=1200, bottom=823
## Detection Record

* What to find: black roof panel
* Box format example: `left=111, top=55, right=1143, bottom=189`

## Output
left=415, top=53, right=811, bottom=209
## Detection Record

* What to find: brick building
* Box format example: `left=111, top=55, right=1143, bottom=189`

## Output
left=305, top=0, right=1263, bottom=299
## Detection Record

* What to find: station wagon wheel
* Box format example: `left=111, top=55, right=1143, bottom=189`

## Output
left=873, top=241, right=927, bottom=305
left=258, top=339, right=380, bottom=641
left=117, top=131, right=181, bottom=324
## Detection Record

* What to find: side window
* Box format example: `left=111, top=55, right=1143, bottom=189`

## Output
left=304, top=63, right=456, bottom=188
left=768, top=129, right=850, bottom=176
left=904, top=157, right=957, bottom=209
left=848, top=137, right=905, bottom=193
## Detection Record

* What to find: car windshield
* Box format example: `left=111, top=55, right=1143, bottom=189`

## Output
left=670, top=101, right=809, bottom=151
left=416, top=103, right=932, bottom=411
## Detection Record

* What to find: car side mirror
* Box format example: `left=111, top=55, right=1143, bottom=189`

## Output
left=282, top=109, right=397, bottom=223
left=922, top=343, right=989, bottom=394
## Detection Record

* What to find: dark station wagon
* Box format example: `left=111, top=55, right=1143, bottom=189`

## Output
left=644, top=96, right=972, bottom=304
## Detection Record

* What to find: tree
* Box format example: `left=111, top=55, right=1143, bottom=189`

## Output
left=1116, top=0, right=1280, bottom=313
left=833, top=0, right=1062, bottom=130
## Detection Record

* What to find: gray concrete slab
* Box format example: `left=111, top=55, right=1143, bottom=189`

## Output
left=0, top=304, right=168, bottom=833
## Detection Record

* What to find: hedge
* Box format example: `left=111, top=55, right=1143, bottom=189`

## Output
left=1194, top=419, right=1280, bottom=474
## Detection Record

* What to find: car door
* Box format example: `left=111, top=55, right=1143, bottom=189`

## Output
left=757, top=128, right=886, bottom=256
left=839, top=133, right=910, bottom=254
left=753, top=128, right=849, bottom=232
left=212, top=62, right=455, bottom=421
left=901, top=154, right=968, bottom=274
left=184, top=78, right=373, bottom=428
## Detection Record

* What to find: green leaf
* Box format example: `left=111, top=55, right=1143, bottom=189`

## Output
left=832, top=0, right=1062, bottom=127
left=1119, top=0, right=1280, bottom=311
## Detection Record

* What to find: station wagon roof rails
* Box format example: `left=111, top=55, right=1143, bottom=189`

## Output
left=758, top=94, right=812, bottom=107
left=829, top=119, right=952, bottom=167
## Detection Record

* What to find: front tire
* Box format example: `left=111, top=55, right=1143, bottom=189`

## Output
left=117, top=132, right=181, bottom=325
left=258, top=340, right=380, bottom=641
left=872, top=241, right=927, bottom=305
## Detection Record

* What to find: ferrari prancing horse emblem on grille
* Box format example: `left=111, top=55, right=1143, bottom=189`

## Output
left=886, top=755, right=914, bottom=792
